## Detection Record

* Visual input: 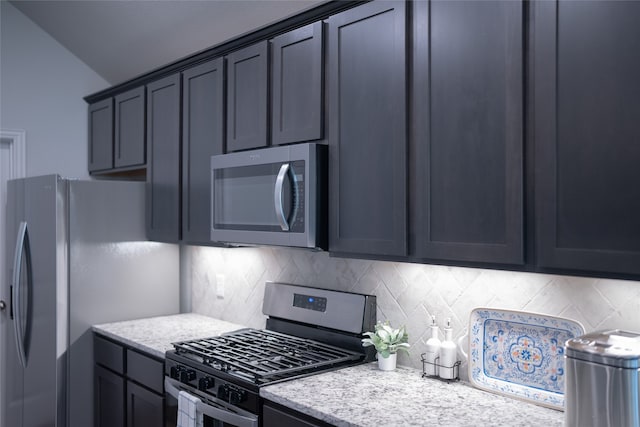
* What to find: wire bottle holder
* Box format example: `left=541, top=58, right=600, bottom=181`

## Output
left=420, top=353, right=461, bottom=382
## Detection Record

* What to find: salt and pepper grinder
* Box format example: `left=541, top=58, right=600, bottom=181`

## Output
left=438, top=318, right=457, bottom=380
left=424, top=315, right=441, bottom=376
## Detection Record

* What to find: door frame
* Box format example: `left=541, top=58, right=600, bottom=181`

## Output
left=0, top=128, right=26, bottom=423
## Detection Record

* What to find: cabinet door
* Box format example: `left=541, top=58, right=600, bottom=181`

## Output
left=226, top=41, right=269, bottom=152
left=182, top=58, right=225, bottom=244
left=126, top=381, right=164, bottom=427
left=95, top=365, right=125, bottom=427
left=411, top=0, right=524, bottom=264
left=88, top=98, right=114, bottom=172
left=146, top=74, right=181, bottom=242
left=114, top=86, right=146, bottom=168
left=534, top=1, right=640, bottom=276
left=328, top=1, right=407, bottom=256
left=271, top=21, right=323, bottom=145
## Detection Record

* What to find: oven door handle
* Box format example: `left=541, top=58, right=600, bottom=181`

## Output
left=165, top=377, right=259, bottom=427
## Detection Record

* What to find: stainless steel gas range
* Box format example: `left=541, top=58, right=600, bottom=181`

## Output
left=164, top=282, right=376, bottom=427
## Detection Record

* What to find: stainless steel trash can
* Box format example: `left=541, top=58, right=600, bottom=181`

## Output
left=565, top=330, right=640, bottom=427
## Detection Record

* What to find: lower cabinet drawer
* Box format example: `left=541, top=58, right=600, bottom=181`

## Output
left=94, top=335, right=125, bottom=374
left=126, top=349, right=164, bottom=393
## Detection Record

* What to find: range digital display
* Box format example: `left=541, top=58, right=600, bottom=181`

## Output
left=293, top=293, right=327, bottom=312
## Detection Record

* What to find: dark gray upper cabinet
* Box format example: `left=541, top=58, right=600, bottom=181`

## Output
left=114, top=86, right=146, bottom=168
left=328, top=1, right=407, bottom=257
left=182, top=59, right=225, bottom=245
left=533, top=1, right=640, bottom=276
left=271, top=21, right=323, bottom=145
left=226, top=41, right=269, bottom=152
left=88, top=98, right=114, bottom=173
left=146, top=74, right=181, bottom=242
left=411, top=0, right=524, bottom=264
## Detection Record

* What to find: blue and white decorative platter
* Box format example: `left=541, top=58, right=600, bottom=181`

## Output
left=468, top=308, right=585, bottom=410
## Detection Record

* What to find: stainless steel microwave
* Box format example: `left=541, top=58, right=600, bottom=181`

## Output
left=210, top=143, right=327, bottom=249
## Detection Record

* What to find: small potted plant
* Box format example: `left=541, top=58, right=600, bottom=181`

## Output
left=362, top=321, right=410, bottom=371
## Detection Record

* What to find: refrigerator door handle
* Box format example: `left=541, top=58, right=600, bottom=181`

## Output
left=8, top=286, right=12, bottom=318
left=12, top=221, right=31, bottom=368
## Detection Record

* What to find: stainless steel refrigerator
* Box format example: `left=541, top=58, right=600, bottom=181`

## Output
left=1, top=175, right=180, bottom=427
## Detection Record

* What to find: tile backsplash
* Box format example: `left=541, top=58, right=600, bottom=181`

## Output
left=186, top=245, right=640, bottom=376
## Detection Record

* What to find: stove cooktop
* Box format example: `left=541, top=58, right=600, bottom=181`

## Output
left=167, top=328, right=364, bottom=387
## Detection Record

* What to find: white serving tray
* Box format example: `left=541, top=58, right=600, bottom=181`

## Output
left=468, top=308, right=585, bottom=410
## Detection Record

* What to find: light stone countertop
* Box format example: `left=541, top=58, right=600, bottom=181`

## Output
left=94, top=315, right=564, bottom=426
left=92, top=313, right=246, bottom=359
left=261, top=363, right=564, bottom=427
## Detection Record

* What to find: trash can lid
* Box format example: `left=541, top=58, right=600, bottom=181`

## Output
left=566, top=329, right=640, bottom=368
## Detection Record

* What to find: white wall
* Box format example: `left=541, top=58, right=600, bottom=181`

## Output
left=0, top=1, right=109, bottom=179
left=0, top=6, right=108, bottom=420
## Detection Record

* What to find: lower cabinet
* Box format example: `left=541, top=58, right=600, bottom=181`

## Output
left=94, top=334, right=165, bottom=427
left=263, top=401, right=333, bottom=427
left=127, top=381, right=164, bottom=427
left=95, top=365, right=125, bottom=427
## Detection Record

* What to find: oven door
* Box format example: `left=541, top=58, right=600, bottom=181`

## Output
left=165, top=378, right=258, bottom=427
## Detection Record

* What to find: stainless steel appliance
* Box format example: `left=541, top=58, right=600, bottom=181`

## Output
left=210, top=143, right=327, bottom=249
left=1, top=175, right=180, bottom=427
left=565, top=329, right=640, bottom=427
left=164, top=282, right=376, bottom=426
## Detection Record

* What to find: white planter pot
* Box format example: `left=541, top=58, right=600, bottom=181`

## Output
left=377, top=352, right=397, bottom=371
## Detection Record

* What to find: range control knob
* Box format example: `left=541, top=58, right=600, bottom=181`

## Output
left=170, top=365, right=184, bottom=380
left=198, top=377, right=215, bottom=391
left=229, top=389, right=247, bottom=405
left=217, top=385, right=229, bottom=402
left=179, top=369, right=196, bottom=384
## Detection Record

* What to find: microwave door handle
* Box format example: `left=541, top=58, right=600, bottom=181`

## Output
left=274, top=163, right=291, bottom=231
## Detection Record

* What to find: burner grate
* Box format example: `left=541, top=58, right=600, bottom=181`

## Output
left=172, top=329, right=362, bottom=381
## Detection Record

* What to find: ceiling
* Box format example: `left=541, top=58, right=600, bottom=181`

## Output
left=10, top=0, right=326, bottom=86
